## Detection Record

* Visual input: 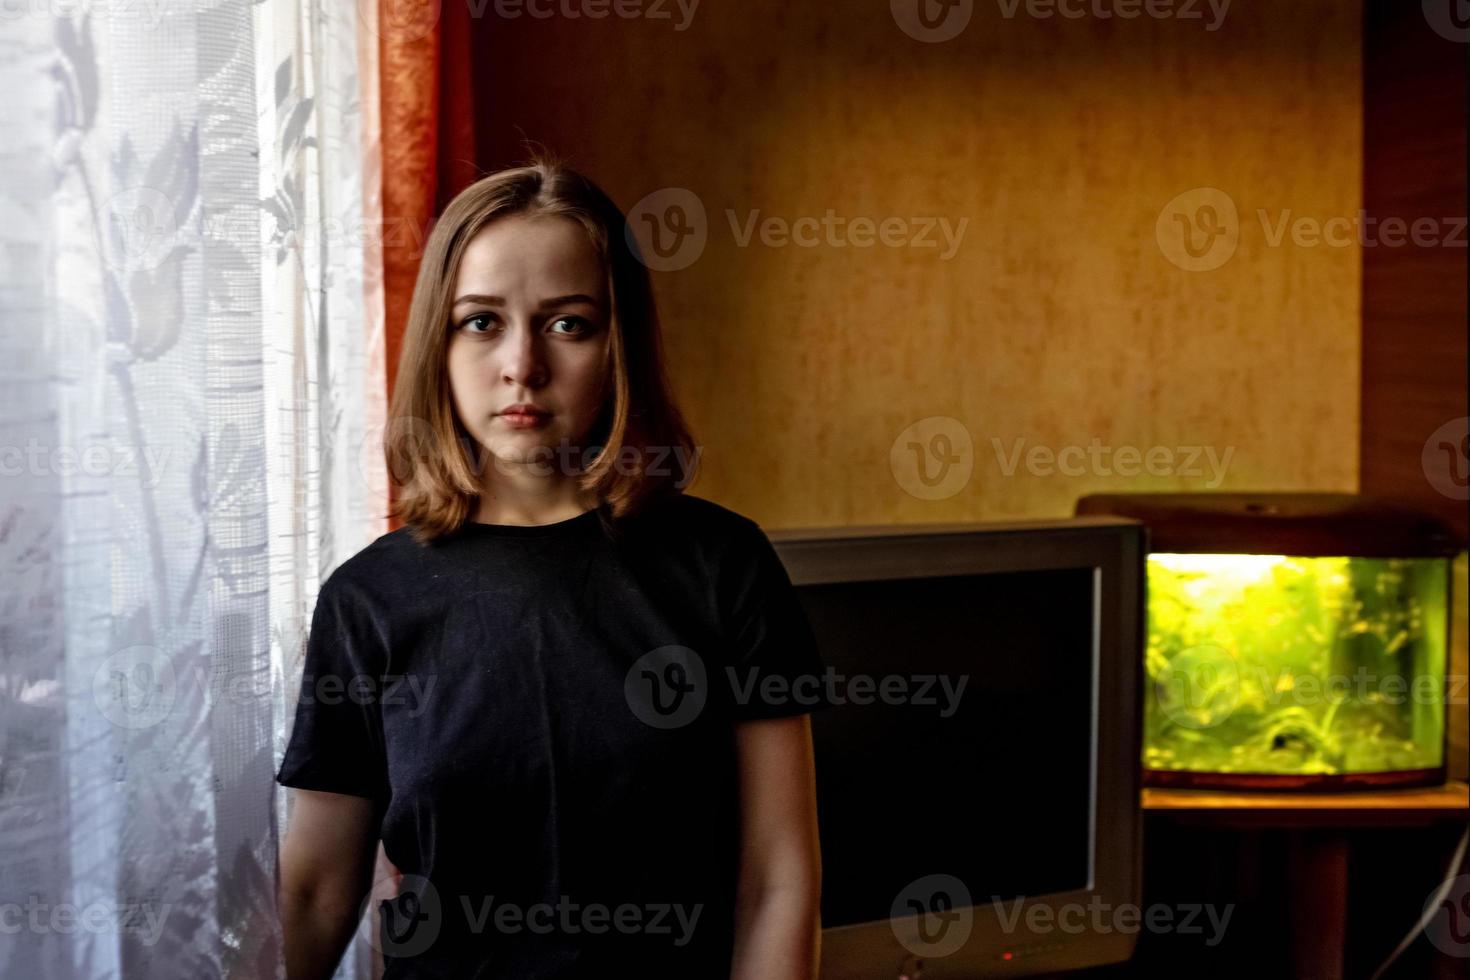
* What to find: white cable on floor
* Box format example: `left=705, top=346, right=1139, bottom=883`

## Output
left=1366, top=822, right=1470, bottom=980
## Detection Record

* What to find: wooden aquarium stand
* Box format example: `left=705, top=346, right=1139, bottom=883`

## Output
left=1142, top=781, right=1469, bottom=980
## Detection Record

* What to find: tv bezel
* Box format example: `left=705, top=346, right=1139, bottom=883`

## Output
left=768, top=516, right=1145, bottom=978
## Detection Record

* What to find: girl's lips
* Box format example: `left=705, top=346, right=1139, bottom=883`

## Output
left=498, top=412, right=551, bottom=429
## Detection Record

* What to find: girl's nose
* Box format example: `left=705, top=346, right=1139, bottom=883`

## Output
left=501, top=322, right=548, bottom=387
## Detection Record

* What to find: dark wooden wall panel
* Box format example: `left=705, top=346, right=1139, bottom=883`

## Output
left=1361, top=1, right=1468, bottom=538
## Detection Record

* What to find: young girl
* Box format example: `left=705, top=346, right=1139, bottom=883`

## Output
left=276, top=159, right=826, bottom=978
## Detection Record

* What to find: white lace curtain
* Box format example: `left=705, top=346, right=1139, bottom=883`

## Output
left=1, top=1, right=388, bottom=977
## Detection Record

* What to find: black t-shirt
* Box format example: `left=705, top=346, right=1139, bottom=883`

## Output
left=275, top=492, right=829, bottom=978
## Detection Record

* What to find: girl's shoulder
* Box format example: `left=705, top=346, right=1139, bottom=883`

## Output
left=312, top=525, right=434, bottom=609
left=620, top=491, right=774, bottom=559
left=644, top=491, right=753, bottom=532
left=623, top=492, right=789, bottom=593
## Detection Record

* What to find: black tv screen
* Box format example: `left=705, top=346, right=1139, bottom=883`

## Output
left=795, top=566, right=1096, bottom=929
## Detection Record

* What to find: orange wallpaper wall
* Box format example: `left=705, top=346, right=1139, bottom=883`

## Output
left=476, top=0, right=1362, bottom=530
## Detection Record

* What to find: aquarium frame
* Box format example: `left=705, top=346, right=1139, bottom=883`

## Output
left=1141, top=555, right=1453, bottom=792
left=1075, top=490, right=1459, bottom=792
left=769, top=516, right=1145, bottom=979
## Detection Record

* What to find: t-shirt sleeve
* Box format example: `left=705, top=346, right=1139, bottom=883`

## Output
left=718, top=518, right=833, bottom=720
left=275, top=571, right=392, bottom=808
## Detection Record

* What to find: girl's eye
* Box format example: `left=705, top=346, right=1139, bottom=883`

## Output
left=549, top=315, right=591, bottom=335
left=458, top=314, right=594, bottom=336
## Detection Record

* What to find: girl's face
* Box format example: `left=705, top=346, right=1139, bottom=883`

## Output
left=446, top=214, right=612, bottom=477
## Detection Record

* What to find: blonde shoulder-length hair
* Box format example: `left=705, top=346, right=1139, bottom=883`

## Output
left=386, top=158, right=698, bottom=542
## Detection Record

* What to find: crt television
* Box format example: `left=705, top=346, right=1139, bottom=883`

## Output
left=768, top=517, right=1145, bottom=978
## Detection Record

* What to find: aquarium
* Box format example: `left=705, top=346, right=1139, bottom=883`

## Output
left=1076, top=493, right=1459, bottom=790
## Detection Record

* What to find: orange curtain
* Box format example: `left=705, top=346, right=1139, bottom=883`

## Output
left=379, top=0, right=480, bottom=523
left=379, top=0, right=480, bottom=401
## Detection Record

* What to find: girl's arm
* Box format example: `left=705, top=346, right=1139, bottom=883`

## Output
left=730, top=714, right=823, bottom=980
left=279, top=788, right=382, bottom=980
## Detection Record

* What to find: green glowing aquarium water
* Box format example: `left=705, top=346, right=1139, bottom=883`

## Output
left=1144, top=554, right=1450, bottom=780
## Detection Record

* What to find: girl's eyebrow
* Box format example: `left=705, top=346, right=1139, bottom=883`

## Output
left=451, top=293, right=603, bottom=311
